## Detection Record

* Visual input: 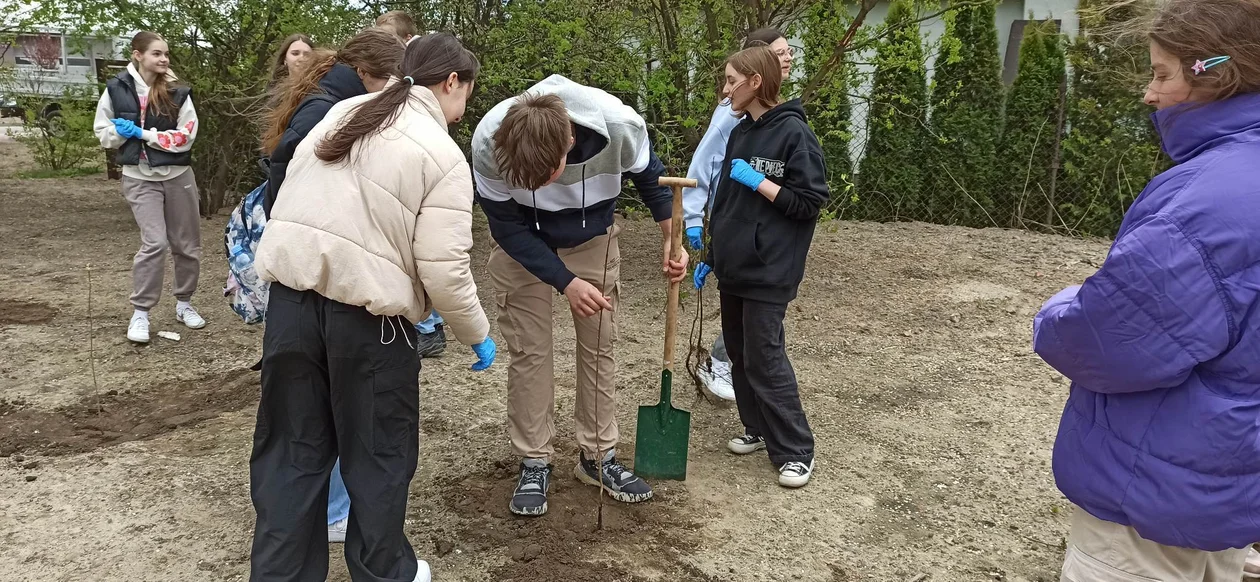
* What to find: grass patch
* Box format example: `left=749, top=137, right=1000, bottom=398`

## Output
left=17, top=166, right=102, bottom=179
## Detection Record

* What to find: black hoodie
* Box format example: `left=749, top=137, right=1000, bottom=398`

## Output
left=707, top=99, right=830, bottom=304
left=263, top=62, right=368, bottom=218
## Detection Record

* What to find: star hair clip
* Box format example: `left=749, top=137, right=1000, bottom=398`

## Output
left=1192, top=55, right=1230, bottom=75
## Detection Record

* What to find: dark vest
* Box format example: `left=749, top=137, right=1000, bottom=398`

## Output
left=105, top=71, right=193, bottom=168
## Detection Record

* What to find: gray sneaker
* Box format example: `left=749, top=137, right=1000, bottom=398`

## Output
left=416, top=323, right=446, bottom=358
left=575, top=450, right=653, bottom=503
left=510, top=459, right=551, bottom=516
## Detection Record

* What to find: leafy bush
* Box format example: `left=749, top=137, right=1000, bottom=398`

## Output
left=1058, top=0, right=1164, bottom=236
left=6, top=84, right=102, bottom=172
left=854, top=0, right=928, bottom=221
left=800, top=0, right=856, bottom=215
left=923, top=0, right=1004, bottom=227
left=996, top=20, right=1067, bottom=229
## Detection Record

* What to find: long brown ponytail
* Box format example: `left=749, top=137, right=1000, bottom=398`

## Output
left=315, top=32, right=479, bottom=164
left=260, top=27, right=403, bottom=156
left=130, top=31, right=178, bottom=117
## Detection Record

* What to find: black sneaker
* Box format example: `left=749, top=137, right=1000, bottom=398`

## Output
left=574, top=451, right=654, bottom=503
left=510, top=459, right=551, bottom=516
left=415, top=323, right=446, bottom=358
left=727, top=434, right=766, bottom=455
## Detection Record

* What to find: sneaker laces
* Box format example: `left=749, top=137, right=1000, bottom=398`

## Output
left=782, top=461, right=809, bottom=476
left=603, top=458, right=633, bottom=483
left=519, top=464, right=548, bottom=488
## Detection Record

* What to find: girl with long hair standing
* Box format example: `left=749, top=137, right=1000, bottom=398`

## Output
left=695, top=44, right=829, bottom=488
left=94, top=31, right=204, bottom=344
left=249, top=33, right=494, bottom=582
left=256, top=26, right=404, bottom=545
left=683, top=27, right=795, bottom=402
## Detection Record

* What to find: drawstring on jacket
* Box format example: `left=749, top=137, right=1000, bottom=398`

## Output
left=531, top=190, right=540, bottom=231
left=531, top=166, right=590, bottom=231
left=379, top=315, right=415, bottom=349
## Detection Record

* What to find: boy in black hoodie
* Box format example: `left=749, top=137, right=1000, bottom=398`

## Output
left=694, top=45, right=829, bottom=488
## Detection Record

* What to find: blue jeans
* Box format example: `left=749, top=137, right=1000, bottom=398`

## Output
left=415, top=312, right=444, bottom=335
left=327, top=458, right=350, bottom=525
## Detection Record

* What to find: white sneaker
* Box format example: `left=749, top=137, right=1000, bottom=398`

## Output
left=176, top=305, right=206, bottom=329
left=327, top=517, right=348, bottom=543
left=698, top=357, right=736, bottom=401
left=413, top=559, right=431, bottom=582
left=779, top=459, right=814, bottom=489
left=127, top=314, right=150, bottom=343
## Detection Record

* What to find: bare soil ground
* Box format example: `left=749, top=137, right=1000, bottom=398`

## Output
left=0, top=142, right=1109, bottom=582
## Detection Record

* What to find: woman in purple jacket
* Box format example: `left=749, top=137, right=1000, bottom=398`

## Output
left=1033, top=0, right=1260, bottom=579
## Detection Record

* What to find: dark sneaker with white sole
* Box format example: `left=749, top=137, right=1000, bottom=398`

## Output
left=727, top=434, right=767, bottom=455
left=778, top=459, right=814, bottom=488
left=575, top=450, right=654, bottom=503
left=510, top=459, right=551, bottom=516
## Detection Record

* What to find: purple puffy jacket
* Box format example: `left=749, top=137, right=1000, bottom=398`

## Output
left=1033, top=92, right=1260, bottom=551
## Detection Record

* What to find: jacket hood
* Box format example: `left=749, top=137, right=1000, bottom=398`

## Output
left=1152, top=91, right=1260, bottom=164
left=532, top=75, right=622, bottom=164
left=746, top=98, right=806, bottom=129
left=532, top=74, right=613, bottom=142
left=319, top=62, right=368, bottom=102
left=123, top=62, right=178, bottom=90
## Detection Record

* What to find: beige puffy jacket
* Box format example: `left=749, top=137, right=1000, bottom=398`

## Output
left=255, top=84, right=490, bottom=346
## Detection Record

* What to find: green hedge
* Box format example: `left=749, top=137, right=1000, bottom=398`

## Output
left=854, top=0, right=929, bottom=221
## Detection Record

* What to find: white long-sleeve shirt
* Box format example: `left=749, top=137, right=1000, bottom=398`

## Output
left=682, top=100, right=743, bottom=230
left=93, top=63, right=198, bottom=181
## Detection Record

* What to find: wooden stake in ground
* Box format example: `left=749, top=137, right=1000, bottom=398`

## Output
left=86, top=264, right=102, bottom=413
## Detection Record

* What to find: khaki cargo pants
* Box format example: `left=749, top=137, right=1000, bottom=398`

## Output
left=1060, top=508, right=1247, bottom=582
left=489, top=225, right=620, bottom=463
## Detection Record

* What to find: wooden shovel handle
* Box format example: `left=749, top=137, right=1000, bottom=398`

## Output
left=660, top=177, right=696, bottom=371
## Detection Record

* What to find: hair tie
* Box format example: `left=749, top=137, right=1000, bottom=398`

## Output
left=403, top=75, right=414, bottom=85
left=1192, top=56, right=1230, bottom=75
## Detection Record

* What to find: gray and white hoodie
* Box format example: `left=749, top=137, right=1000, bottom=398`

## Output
left=472, top=75, right=672, bottom=292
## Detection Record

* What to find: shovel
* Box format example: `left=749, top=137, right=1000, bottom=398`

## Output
left=633, top=176, right=697, bottom=481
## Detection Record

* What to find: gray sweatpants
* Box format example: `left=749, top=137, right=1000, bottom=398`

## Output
left=121, top=170, right=202, bottom=311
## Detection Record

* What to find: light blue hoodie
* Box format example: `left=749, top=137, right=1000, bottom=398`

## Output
left=682, top=100, right=744, bottom=230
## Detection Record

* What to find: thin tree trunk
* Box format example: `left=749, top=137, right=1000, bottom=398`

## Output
left=1046, top=69, right=1068, bottom=228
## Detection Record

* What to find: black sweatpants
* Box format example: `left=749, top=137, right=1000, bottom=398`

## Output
left=250, top=284, right=421, bottom=582
left=719, top=292, right=814, bottom=466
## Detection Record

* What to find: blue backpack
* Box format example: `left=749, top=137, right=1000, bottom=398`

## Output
left=223, top=182, right=269, bottom=324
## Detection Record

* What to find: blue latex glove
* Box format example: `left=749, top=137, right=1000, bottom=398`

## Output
left=112, top=118, right=143, bottom=140
left=685, top=226, right=703, bottom=251
left=470, top=337, right=496, bottom=371
left=730, top=159, right=765, bottom=191
left=693, top=262, right=712, bottom=290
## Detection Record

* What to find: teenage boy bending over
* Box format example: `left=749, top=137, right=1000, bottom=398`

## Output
left=472, top=75, right=688, bottom=516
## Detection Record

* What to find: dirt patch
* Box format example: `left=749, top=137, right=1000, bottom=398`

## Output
left=0, top=369, right=258, bottom=457
left=0, top=142, right=1116, bottom=581
left=0, top=298, right=58, bottom=325
left=433, top=460, right=719, bottom=582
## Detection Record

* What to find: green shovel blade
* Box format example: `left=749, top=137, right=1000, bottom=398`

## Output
left=633, top=370, right=691, bottom=480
